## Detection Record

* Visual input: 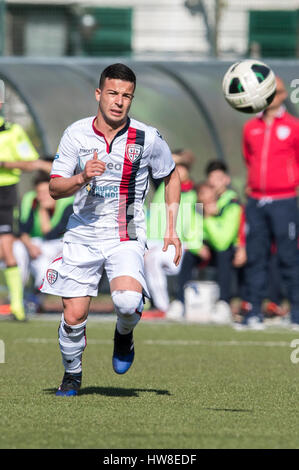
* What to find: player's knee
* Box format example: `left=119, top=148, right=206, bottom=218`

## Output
left=63, top=309, right=87, bottom=326
left=112, top=290, right=143, bottom=316
left=62, top=298, right=89, bottom=325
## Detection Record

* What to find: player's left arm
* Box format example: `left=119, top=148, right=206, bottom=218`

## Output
left=149, top=128, right=182, bottom=265
left=163, top=167, right=182, bottom=266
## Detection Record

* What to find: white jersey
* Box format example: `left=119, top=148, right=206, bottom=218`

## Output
left=51, top=116, right=175, bottom=244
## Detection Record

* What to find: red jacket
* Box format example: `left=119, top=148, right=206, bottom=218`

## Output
left=237, top=205, right=246, bottom=247
left=242, top=107, right=299, bottom=199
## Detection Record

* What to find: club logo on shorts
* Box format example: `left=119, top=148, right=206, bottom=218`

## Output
left=126, top=144, right=143, bottom=163
left=46, top=269, right=58, bottom=285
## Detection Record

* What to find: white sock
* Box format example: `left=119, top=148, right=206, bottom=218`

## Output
left=58, top=314, right=87, bottom=373
left=116, top=311, right=141, bottom=335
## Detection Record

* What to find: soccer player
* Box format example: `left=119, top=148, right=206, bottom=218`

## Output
left=40, top=63, right=182, bottom=396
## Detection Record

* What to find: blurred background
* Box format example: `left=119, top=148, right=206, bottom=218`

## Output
left=0, top=0, right=299, bottom=314
left=0, top=0, right=298, bottom=195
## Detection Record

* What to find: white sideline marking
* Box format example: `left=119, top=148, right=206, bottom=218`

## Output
left=14, top=338, right=111, bottom=344
left=14, top=338, right=291, bottom=347
left=0, top=340, right=4, bottom=363
left=144, top=339, right=290, bottom=347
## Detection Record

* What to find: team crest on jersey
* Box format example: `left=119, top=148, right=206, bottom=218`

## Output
left=126, top=144, right=143, bottom=163
left=46, top=269, right=58, bottom=285
left=276, top=125, right=291, bottom=140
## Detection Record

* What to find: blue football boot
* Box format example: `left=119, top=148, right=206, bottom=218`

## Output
left=112, top=328, right=135, bottom=374
left=56, top=372, right=82, bottom=396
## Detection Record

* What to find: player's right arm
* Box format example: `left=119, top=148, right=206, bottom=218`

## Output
left=50, top=151, right=106, bottom=200
left=49, top=128, right=105, bottom=200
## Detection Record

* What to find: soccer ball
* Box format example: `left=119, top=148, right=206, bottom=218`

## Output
left=222, top=59, right=277, bottom=113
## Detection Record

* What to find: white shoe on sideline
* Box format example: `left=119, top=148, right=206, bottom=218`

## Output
left=166, top=300, right=184, bottom=321
left=233, top=316, right=266, bottom=331
left=212, top=300, right=232, bottom=325
left=232, top=322, right=248, bottom=331
left=247, top=316, right=266, bottom=330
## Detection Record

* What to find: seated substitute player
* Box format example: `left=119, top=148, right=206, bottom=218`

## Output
left=144, top=149, right=197, bottom=313
left=206, top=160, right=247, bottom=272
left=168, top=178, right=243, bottom=320
left=40, top=63, right=182, bottom=396
left=13, top=171, right=74, bottom=313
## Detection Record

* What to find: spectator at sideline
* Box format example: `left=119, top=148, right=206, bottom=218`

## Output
left=13, top=171, right=74, bottom=313
left=144, top=149, right=197, bottom=313
left=167, top=167, right=244, bottom=321
left=241, top=76, right=299, bottom=329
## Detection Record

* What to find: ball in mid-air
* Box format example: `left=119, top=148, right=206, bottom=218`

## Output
left=222, top=59, right=277, bottom=113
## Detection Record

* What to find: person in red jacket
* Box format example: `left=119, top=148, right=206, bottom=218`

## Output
left=241, top=76, right=299, bottom=328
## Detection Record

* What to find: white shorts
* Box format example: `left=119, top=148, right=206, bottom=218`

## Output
left=40, top=239, right=149, bottom=298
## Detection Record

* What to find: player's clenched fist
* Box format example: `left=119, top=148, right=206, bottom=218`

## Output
left=82, top=151, right=106, bottom=182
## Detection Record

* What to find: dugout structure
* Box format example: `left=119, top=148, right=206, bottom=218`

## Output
left=0, top=57, right=298, bottom=196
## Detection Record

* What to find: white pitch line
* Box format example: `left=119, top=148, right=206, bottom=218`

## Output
left=144, top=339, right=291, bottom=347
left=14, top=338, right=112, bottom=345
left=13, top=338, right=293, bottom=347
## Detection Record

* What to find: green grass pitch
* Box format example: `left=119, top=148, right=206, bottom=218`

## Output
left=0, top=316, right=299, bottom=449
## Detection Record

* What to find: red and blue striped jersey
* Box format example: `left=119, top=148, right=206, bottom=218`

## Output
left=51, top=116, right=175, bottom=243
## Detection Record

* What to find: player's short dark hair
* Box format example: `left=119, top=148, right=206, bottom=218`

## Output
left=205, top=160, right=229, bottom=176
left=33, top=171, right=50, bottom=187
left=99, top=63, right=136, bottom=90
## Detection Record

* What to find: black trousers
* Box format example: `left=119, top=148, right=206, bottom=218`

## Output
left=0, top=184, right=18, bottom=235
left=244, top=196, right=299, bottom=322
left=176, top=246, right=238, bottom=304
